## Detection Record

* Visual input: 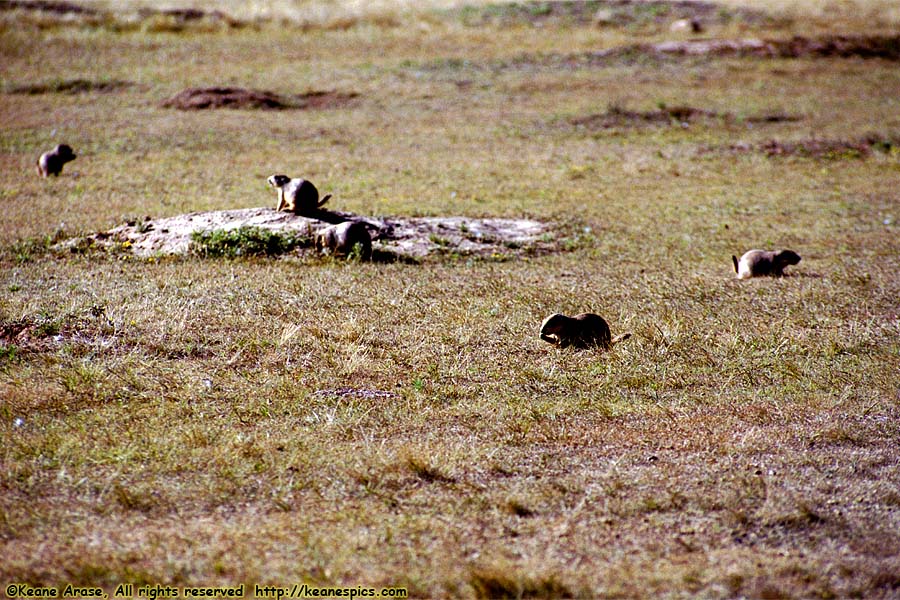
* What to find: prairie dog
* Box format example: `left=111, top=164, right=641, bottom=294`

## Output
left=540, top=313, right=631, bottom=350
left=315, top=221, right=372, bottom=260
left=266, top=174, right=331, bottom=215
left=36, top=144, right=76, bottom=177
left=732, top=249, right=801, bottom=279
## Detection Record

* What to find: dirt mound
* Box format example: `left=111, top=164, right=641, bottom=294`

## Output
left=159, top=87, right=359, bottom=111
left=0, top=0, right=98, bottom=15
left=569, top=105, right=800, bottom=131
left=450, top=0, right=769, bottom=28
left=293, top=90, right=360, bottom=110
left=59, top=208, right=558, bottom=262
left=708, top=135, right=897, bottom=159
left=758, top=136, right=896, bottom=158
left=137, top=7, right=237, bottom=25
left=647, top=34, right=900, bottom=60
left=770, top=35, right=900, bottom=60
left=160, top=87, right=289, bottom=110
left=5, top=79, right=136, bottom=95
left=571, top=105, right=718, bottom=129
left=0, top=1, right=242, bottom=30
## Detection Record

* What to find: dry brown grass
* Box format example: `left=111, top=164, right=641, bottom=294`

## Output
left=1, top=1, right=899, bottom=597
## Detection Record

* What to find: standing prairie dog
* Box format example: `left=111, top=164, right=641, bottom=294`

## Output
left=732, top=249, right=801, bottom=279
left=37, top=144, right=76, bottom=177
left=267, top=174, right=331, bottom=215
left=540, top=313, right=631, bottom=350
left=315, top=221, right=372, bottom=260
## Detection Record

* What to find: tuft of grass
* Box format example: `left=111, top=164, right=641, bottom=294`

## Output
left=189, top=227, right=310, bottom=258
left=0, top=343, right=18, bottom=362
left=5, top=232, right=64, bottom=265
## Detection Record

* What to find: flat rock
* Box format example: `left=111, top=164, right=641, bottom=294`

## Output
left=60, top=208, right=556, bottom=261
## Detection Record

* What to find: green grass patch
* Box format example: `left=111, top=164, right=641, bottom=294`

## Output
left=189, top=227, right=311, bottom=258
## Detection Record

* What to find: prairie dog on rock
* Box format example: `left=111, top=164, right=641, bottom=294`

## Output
left=37, top=144, right=76, bottom=177
left=267, top=174, right=331, bottom=215
left=540, top=313, right=631, bottom=350
left=732, top=249, right=801, bottom=279
left=315, top=221, right=372, bottom=260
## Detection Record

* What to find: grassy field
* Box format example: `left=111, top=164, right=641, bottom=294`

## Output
left=1, top=0, right=899, bottom=598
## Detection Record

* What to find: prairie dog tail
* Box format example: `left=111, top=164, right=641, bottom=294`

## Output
left=731, top=255, right=739, bottom=273
left=611, top=333, right=632, bottom=345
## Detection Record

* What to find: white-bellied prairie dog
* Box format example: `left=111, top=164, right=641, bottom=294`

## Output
left=540, top=313, right=632, bottom=350
left=732, top=249, right=801, bottom=279
left=36, top=144, right=76, bottom=177
left=266, top=174, right=331, bottom=215
left=669, top=17, right=704, bottom=33
left=315, top=221, right=372, bottom=260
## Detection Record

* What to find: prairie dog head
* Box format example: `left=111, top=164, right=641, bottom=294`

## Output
left=267, top=174, right=291, bottom=189
left=774, top=250, right=801, bottom=268
left=53, top=144, right=76, bottom=160
left=539, top=314, right=569, bottom=340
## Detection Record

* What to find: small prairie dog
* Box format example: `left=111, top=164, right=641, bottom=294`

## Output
left=732, top=249, right=801, bottom=279
left=315, top=221, right=372, bottom=259
left=540, top=313, right=631, bottom=350
left=267, top=174, right=331, bottom=215
left=37, top=144, right=76, bottom=177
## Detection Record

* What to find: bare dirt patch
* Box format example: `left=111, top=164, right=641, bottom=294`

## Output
left=0, top=309, right=114, bottom=356
left=0, top=318, right=33, bottom=346
left=5, top=79, right=137, bottom=95
left=159, top=87, right=359, bottom=111
left=314, top=388, right=401, bottom=401
left=59, top=208, right=557, bottom=262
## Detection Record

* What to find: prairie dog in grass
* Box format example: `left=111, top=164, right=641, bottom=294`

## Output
left=315, top=221, right=372, bottom=259
left=732, top=249, right=801, bottom=279
left=540, top=313, right=631, bottom=350
left=267, top=174, right=331, bottom=215
left=37, top=144, right=76, bottom=177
